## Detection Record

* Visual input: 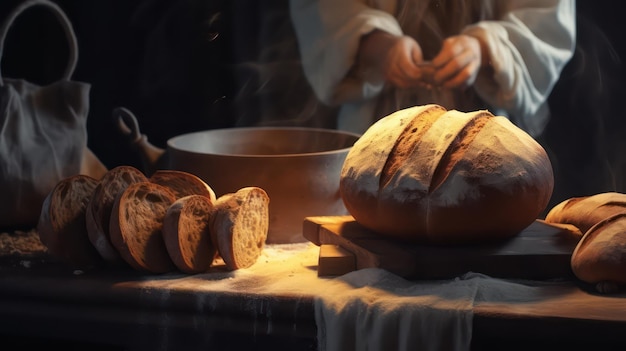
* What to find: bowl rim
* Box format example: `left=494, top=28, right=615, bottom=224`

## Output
left=167, top=126, right=362, bottom=158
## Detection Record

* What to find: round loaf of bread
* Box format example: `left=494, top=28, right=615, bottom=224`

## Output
left=340, top=104, right=554, bottom=244
left=571, top=213, right=626, bottom=286
left=37, top=175, right=102, bottom=267
left=163, top=194, right=216, bottom=273
left=211, top=187, right=269, bottom=270
left=109, top=181, right=177, bottom=273
left=545, top=192, right=626, bottom=234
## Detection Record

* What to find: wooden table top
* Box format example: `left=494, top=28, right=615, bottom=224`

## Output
left=2, top=229, right=626, bottom=350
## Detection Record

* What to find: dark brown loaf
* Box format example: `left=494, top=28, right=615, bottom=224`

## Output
left=109, top=181, right=177, bottom=273
left=150, top=170, right=216, bottom=202
left=571, top=213, right=626, bottom=286
left=37, top=175, right=102, bottom=267
left=545, top=192, right=626, bottom=234
left=86, top=166, right=148, bottom=265
left=340, top=104, right=554, bottom=244
left=163, top=194, right=216, bottom=273
left=211, top=187, right=269, bottom=270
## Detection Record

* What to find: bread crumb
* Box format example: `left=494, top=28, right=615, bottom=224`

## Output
left=0, top=229, right=48, bottom=256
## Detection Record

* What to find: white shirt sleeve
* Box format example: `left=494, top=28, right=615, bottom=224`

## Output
left=463, top=0, right=577, bottom=137
left=289, top=0, right=403, bottom=105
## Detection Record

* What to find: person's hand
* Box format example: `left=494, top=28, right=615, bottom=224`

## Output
left=358, top=31, right=437, bottom=89
left=431, top=35, right=483, bottom=89
left=380, top=35, right=431, bottom=89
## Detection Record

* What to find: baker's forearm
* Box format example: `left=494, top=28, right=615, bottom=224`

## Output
left=357, top=29, right=399, bottom=72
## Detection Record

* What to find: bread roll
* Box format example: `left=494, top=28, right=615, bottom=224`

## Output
left=340, top=104, right=554, bottom=244
left=211, top=187, right=269, bottom=270
left=163, top=195, right=216, bottom=273
left=109, top=181, right=177, bottom=273
left=86, top=166, right=148, bottom=265
left=545, top=192, right=626, bottom=234
left=571, top=213, right=626, bottom=287
left=150, top=170, right=216, bottom=202
left=37, top=175, right=102, bottom=267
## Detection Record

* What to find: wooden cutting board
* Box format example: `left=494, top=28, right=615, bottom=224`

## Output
left=303, top=216, right=583, bottom=280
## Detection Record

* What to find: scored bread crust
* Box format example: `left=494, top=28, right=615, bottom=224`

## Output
left=571, top=213, right=626, bottom=285
left=340, top=104, right=554, bottom=244
left=86, top=166, right=148, bottom=265
left=109, top=181, right=177, bottom=273
left=210, top=187, right=269, bottom=270
left=545, top=192, right=626, bottom=234
left=163, top=195, right=216, bottom=273
left=37, top=175, right=102, bottom=267
left=150, top=170, right=217, bottom=202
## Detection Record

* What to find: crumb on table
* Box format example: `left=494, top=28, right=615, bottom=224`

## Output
left=0, top=229, right=48, bottom=257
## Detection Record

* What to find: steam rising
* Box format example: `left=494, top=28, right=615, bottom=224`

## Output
left=541, top=13, right=625, bottom=211
left=228, top=2, right=338, bottom=130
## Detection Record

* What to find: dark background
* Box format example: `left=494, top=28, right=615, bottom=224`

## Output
left=0, top=0, right=338, bottom=168
left=0, top=0, right=624, bottom=209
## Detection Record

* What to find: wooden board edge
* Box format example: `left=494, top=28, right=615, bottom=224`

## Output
left=310, top=217, right=581, bottom=280
left=317, top=244, right=356, bottom=277
left=303, top=215, right=355, bottom=246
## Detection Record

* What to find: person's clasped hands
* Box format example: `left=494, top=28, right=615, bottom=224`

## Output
left=371, top=31, right=484, bottom=91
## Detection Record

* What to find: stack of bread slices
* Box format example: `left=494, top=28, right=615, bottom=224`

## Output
left=37, top=166, right=270, bottom=274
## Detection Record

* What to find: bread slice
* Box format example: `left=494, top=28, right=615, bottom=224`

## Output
left=211, top=187, right=269, bottom=270
left=163, top=195, right=216, bottom=273
left=86, top=165, right=148, bottom=265
left=109, top=181, right=177, bottom=273
left=37, top=175, right=102, bottom=267
left=150, top=170, right=216, bottom=202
